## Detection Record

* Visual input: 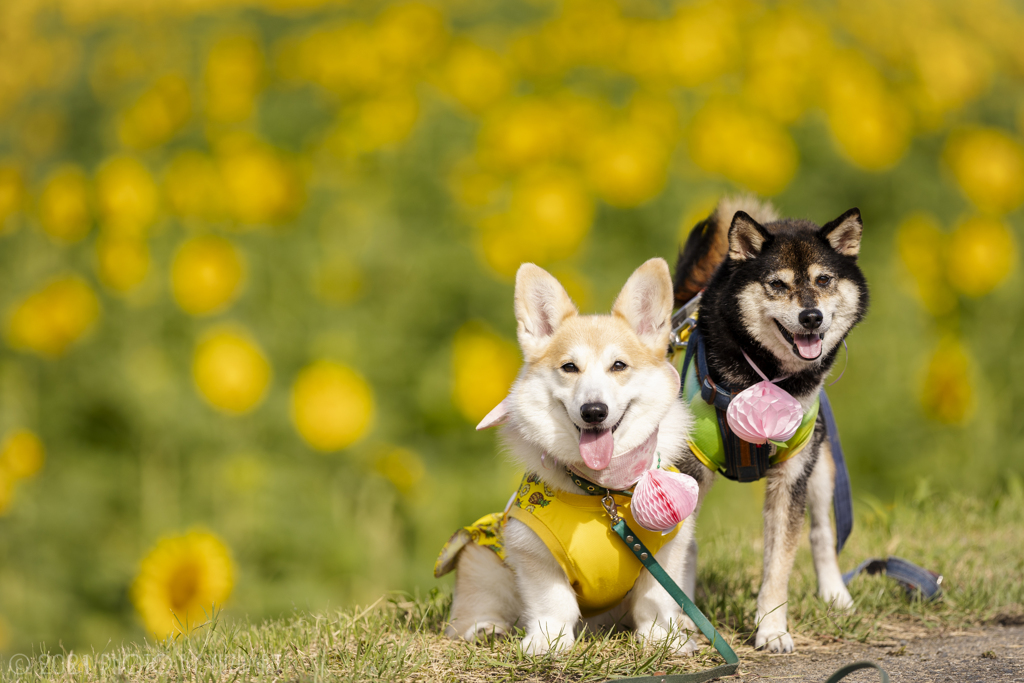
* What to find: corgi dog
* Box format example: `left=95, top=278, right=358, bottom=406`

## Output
left=439, top=259, right=701, bottom=655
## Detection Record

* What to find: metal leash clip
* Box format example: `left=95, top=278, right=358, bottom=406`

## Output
left=601, top=492, right=621, bottom=525
left=669, top=292, right=702, bottom=352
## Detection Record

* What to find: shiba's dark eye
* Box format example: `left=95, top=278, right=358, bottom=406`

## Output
left=611, top=360, right=628, bottom=372
left=816, top=274, right=833, bottom=286
left=769, top=279, right=787, bottom=291
left=560, top=362, right=579, bottom=373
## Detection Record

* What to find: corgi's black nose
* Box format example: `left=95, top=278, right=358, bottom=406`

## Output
left=581, top=403, right=608, bottom=424
left=799, top=308, right=823, bottom=330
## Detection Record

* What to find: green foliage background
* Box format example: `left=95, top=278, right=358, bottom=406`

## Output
left=0, top=0, right=1022, bottom=655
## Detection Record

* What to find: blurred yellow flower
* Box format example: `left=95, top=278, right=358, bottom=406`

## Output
left=910, top=29, right=992, bottom=122
left=163, top=151, right=229, bottom=222
left=478, top=98, right=564, bottom=171
left=205, top=33, right=264, bottom=124
left=334, top=89, right=419, bottom=154
left=95, top=156, right=160, bottom=236
left=96, top=234, right=150, bottom=293
left=688, top=100, right=798, bottom=196
left=171, top=236, right=246, bottom=315
left=218, top=138, right=301, bottom=226
left=438, top=41, right=510, bottom=114
left=375, top=445, right=425, bottom=495
left=823, top=53, right=912, bottom=171
left=374, top=2, right=448, bottom=70
left=944, top=128, right=1024, bottom=215
left=193, top=328, right=271, bottom=414
left=946, top=215, right=1016, bottom=297
left=6, top=275, right=100, bottom=357
left=451, top=322, right=519, bottom=423
left=584, top=123, right=670, bottom=207
left=0, top=163, right=23, bottom=232
left=920, top=337, right=975, bottom=424
left=0, top=429, right=45, bottom=481
left=662, top=0, right=739, bottom=86
left=118, top=74, right=191, bottom=149
left=744, top=8, right=831, bottom=123
left=479, top=167, right=594, bottom=276
left=281, top=22, right=385, bottom=96
left=131, top=530, right=234, bottom=638
left=290, top=360, right=375, bottom=451
left=896, top=213, right=957, bottom=316
left=38, top=164, right=91, bottom=243
left=0, top=477, right=13, bottom=516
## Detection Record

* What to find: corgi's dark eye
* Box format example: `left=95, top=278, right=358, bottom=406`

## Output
left=769, top=279, right=787, bottom=291
left=816, top=274, right=833, bottom=286
left=560, top=362, right=579, bottom=373
left=611, top=360, right=628, bottom=372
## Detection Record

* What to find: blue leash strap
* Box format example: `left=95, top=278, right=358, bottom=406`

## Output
left=819, top=390, right=853, bottom=554
left=842, top=556, right=943, bottom=600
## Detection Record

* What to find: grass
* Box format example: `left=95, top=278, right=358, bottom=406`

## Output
left=3, top=482, right=1021, bottom=682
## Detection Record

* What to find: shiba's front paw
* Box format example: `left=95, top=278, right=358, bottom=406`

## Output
left=820, top=584, right=854, bottom=610
left=755, top=629, right=794, bottom=653
left=635, top=622, right=702, bottom=656
left=521, top=628, right=574, bottom=655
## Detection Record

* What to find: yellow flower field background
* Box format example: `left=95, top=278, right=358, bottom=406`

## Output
left=0, top=0, right=1022, bottom=652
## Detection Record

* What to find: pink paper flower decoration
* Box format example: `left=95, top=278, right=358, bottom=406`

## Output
left=726, top=380, right=803, bottom=445
left=631, top=468, right=699, bottom=532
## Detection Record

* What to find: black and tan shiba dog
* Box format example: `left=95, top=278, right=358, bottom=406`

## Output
left=672, top=197, right=868, bottom=653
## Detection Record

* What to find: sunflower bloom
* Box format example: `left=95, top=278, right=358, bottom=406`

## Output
left=132, top=531, right=234, bottom=638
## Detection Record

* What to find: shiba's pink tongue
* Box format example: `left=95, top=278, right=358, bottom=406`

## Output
left=795, top=334, right=822, bottom=359
left=579, top=429, right=613, bottom=470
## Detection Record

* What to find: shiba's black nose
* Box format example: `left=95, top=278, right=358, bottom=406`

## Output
left=581, top=403, right=608, bottom=424
left=799, top=308, right=823, bottom=330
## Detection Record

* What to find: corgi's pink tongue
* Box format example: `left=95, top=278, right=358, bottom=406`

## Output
left=579, top=429, right=613, bottom=470
left=795, top=333, right=822, bottom=359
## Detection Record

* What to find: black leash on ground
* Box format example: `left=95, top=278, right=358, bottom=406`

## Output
left=564, top=475, right=891, bottom=683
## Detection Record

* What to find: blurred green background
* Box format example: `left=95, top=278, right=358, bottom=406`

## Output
left=0, top=0, right=1023, bottom=654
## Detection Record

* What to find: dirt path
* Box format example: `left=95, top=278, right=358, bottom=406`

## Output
left=732, top=625, right=1024, bottom=682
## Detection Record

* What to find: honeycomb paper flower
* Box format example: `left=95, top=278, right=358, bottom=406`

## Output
left=726, top=380, right=803, bottom=445
left=726, top=350, right=803, bottom=445
left=632, top=468, right=699, bottom=533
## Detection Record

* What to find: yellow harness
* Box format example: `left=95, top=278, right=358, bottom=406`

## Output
left=435, top=472, right=681, bottom=617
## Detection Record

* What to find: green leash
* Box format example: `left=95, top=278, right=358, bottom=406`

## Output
left=600, top=493, right=739, bottom=682
left=595, top=492, right=889, bottom=683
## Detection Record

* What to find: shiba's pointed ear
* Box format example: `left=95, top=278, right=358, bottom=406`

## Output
left=819, top=208, right=863, bottom=257
left=728, top=211, right=772, bottom=261
left=514, top=263, right=578, bottom=360
left=612, top=258, right=674, bottom=355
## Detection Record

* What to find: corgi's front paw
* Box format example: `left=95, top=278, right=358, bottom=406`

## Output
left=521, top=626, right=574, bottom=655
left=754, top=628, right=794, bottom=653
left=635, top=621, right=702, bottom=656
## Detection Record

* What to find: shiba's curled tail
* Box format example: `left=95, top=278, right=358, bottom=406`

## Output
left=673, top=196, right=780, bottom=304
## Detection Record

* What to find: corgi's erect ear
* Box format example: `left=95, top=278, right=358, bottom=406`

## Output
left=819, top=208, right=863, bottom=257
left=728, top=211, right=772, bottom=261
left=514, top=263, right=578, bottom=360
left=612, top=258, right=674, bottom=356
